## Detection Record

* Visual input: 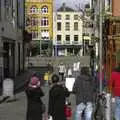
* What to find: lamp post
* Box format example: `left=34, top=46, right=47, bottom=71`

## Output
left=99, top=0, right=103, bottom=93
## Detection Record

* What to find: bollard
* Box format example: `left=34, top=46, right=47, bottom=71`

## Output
left=105, top=93, right=112, bottom=120
left=2, top=78, right=14, bottom=99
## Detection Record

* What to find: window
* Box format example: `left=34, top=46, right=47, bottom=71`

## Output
left=65, top=22, right=70, bottom=31
left=57, top=22, right=61, bottom=31
left=74, top=35, right=78, bottom=41
left=41, top=17, right=49, bottom=27
left=57, top=35, right=61, bottom=41
left=66, top=15, right=70, bottom=20
left=30, top=6, right=37, bottom=13
left=66, top=35, right=70, bottom=41
left=57, top=14, right=61, bottom=20
left=74, top=15, right=78, bottom=20
left=32, top=31, right=38, bottom=38
left=41, top=6, right=48, bottom=14
left=31, top=17, right=38, bottom=26
left=74, top=22, right=78, bottom=31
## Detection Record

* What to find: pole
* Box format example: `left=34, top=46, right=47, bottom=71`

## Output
left=39, top=39, right=41, bottom=56
left=99, top=0, right=103, bottom=93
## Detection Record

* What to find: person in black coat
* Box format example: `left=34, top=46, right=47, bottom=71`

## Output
left=48, top=74, right=70, bottom=120
left=73, top=67, right=96, bottom=120
left=25, top=73, right=44, bottom=120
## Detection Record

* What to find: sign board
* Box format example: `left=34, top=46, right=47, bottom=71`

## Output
left=65, top=77, right=75, bottom=92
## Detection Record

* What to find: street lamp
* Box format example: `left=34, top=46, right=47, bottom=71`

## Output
left=99, top=0, right=103, bottom=93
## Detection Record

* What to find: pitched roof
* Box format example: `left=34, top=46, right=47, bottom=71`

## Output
left=57, top=3, right=75, bottom=12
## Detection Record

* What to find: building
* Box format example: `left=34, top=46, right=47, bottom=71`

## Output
left=53, top=3, right=83, bottom=56
left=25, top=0, right=53, bottom=56
left=0, top=0, right=24, bottom=80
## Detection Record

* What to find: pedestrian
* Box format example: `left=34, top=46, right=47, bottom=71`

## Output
left=73, top=67, right=96, bottom=120
left=44, top=71, right=49, bottom=86
left=109, top=63, right=120, bottom=120
left=25, top=73, right=44, bottom=120
left=58, top=62, right=66, bottom=81
left=48, top=74, right=70, bottom=120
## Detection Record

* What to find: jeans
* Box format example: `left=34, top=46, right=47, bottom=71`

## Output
left=74, top=102, right=93, bottom=120
left=115, top=97, right=120, bottom=120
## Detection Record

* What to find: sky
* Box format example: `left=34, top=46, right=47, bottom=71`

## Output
left=54, top=0, right=90, bottom=11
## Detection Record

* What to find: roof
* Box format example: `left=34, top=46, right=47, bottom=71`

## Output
left=57, top=3, right=75, bottom=12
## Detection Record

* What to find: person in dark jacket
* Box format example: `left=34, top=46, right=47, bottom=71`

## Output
left=73, top=67, right=96, bottom=120
left=109, top=64, right=120, bottom=120
left=48, top=74, right=70, bottom=120
left=25, top=73, right=44, bottom=120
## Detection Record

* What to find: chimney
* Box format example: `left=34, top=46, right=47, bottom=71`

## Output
left=62, top=2, right=66, bottom=11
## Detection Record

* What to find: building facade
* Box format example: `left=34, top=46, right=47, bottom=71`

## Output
left=0, top=0, right=24, bottom=81
left=25, top=0, right=53, bottom=56
left=53, top=3, right=83, bottom=56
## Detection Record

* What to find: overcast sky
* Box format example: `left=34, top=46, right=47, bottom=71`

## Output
left=54, top=0, right=90, bottom=11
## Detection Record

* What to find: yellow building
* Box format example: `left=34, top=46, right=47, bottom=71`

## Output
left=25, top=0, right=53, bottom=56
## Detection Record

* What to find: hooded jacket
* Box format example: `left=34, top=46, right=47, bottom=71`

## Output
left=109, top=67, right=120, bottom=96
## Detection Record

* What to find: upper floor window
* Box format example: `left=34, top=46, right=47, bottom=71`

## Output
left=31, top=31, right=38, bottom=38
left=41, top=6, right=48, bottom=14
left=57, top=14, right=61, bottom=20
left=66, top=35, right=70, bottom=41
left=30, top=6, right=38, bottom=13
left=57, top=22, right=61, bottom=31
left=41, top=17, right=49, bottom=27
left=74, top=22, right=78, bottom=31
left=74, top=15, right=78, bottom=20
left=57, top=35, right=61, bottom=41
left=65, top=22, right=70, bottom=31
left=31, top=17, right=38, bottom=26
left=74, top=35, right=78, bottom=41
left=66, top=15, right=70, bottom=20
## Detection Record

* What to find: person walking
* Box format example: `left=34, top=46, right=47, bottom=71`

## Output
left=73, top=67, right=96, bottom=120
left=25, top=73, right=44, bottom=120
left=48, top=74, right=70, bottom=120
left=109, top=64, right=120, bottom=120
left=58, top=62, right=66, bottom=81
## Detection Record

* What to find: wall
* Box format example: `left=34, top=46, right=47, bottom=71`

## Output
left=53, top=12, right=83, bottom=45
left=112, top=0, right=120, bottom=16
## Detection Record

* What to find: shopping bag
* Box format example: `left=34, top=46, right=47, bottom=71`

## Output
left=48, top=116, right=53, bottom=120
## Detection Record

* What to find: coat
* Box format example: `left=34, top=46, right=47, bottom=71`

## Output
left=73, top=74, right=96, bottom=105
left=48, top=84, right=69, bottom=120
left=25, top=87, right=44, bottom=120
left=109, top=67, right=120, bottom=96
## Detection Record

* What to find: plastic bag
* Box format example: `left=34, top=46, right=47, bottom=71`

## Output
left=48, top=116, right=53, bottom=120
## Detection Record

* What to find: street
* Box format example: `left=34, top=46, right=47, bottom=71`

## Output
left=0, top=85, right=76, bottom=120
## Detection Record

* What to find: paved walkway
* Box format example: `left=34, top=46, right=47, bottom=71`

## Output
left=0, top=86, right=76, bottom=120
